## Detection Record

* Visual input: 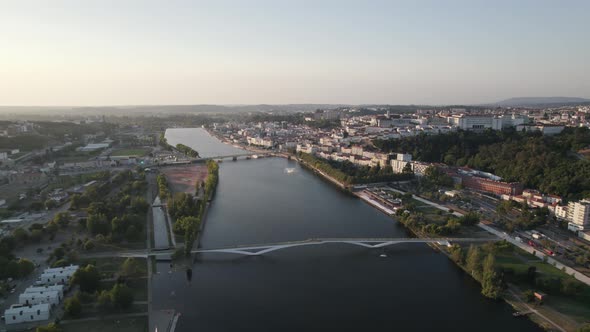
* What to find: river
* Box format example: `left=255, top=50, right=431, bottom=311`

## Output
left=155, top=128, right=541, bottom=331
left=165, top=128, right=247, bottom=158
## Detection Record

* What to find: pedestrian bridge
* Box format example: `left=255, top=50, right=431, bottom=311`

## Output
left=120, top=237, right=495, bottom=257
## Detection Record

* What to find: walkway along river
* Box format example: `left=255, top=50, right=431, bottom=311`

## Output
left=153, top=132, right=541, bottom=332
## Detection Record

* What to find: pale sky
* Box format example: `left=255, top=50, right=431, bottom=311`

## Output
left=1, top=0, right=589, bottom=106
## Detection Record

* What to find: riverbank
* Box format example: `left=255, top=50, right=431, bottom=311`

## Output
left=384, top=186, right=590, bottom=331
left=295, top=156, right=347, bottom=190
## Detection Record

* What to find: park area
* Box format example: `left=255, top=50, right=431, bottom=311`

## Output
left=160, top=165, right=208, bottom=194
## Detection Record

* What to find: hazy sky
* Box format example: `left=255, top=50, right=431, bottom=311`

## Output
left=1, top=0, right=589, bottom=106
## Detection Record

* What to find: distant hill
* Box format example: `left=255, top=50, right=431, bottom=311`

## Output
left=493, top=97, right=590, bottom=107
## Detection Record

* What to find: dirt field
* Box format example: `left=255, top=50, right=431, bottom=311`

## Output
left=161, top=165, right=208, bottom=194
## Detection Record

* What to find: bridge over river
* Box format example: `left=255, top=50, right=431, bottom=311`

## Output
left=85, top=237, right=499, bottom=258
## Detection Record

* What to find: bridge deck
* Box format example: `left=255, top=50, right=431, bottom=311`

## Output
left=107, top=237, right=498, bottom=258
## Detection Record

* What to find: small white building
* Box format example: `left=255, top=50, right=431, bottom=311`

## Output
left=43, top=265, right=79, bottom=274
left=24, top=285, right=65, bottom=297
left=19, top=290, right=61, bottom=306
left=36, top=268, right=77, bottom=286
left=3, top=303, right=50, bottom=325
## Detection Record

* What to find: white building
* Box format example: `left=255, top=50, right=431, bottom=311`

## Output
left=500, top=114, right=526, bottom=128
left=447, top=115, right=503, bottom=130
left=24, top=285, right=65, bottom=297
left=567, top=199, right=590, bottom=230
left=391, top=153, right=412, bottom=173
left=555, top=205, right=569, bottom=220
left=516, top=124, right=565, bottom=135
left=36, top=267, right=78, bottom=286
left=3, top=303, right=50, bottom=325
left=19, top=290, right=61, bottom=306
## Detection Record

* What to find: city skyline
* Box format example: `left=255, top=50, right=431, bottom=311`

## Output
left=1, top=0, right=589, bottom=106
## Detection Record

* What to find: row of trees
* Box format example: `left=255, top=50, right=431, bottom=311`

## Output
left=159, top=133, right=173, bottom=151
left=157, top=174, right=170, bottom=199
left=374, top=127, right=590, bottom=198
left=297, top=152, right=414, bottom=185
left=176, top=143, right=199, bottom=158
left=449, top=244, right=503, bottom=299
left=204, top=160, right=219, bottom=198
left=449, top=241, right=590, bottom=303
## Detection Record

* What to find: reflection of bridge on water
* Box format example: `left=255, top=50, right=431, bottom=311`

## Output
left=109, top=237, right=498, bottom=258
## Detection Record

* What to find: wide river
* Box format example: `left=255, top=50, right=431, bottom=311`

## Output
left=155, top=128, right=540, bottom=331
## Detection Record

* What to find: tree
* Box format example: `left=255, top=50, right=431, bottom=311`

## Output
left=52, top=247, right=66, bottom=260
left=120, top=258, right=143, bottom=278
left=130, top=197, right=149, bottom=214
left=173, top=216, right=200, bottom=235
left=402, top=162, right=414, bottom=175
left=97, top=290, right=112, bottom=312
left=466, top=245, right=482, bottom=280
left=87, top=213, right=110, bottom=235
left=111, top=216, right=127, bottom=235
left=110, top=283, right=134, bottom=309
left=496, top=201, right=512, bottom=216
left=70, top=194, right=82, bottom=210
left=481, top=253, right=501, bottom=299
left=449, top=244, right=464, bottom=264
left=83, top=239, right=95, bottom=251
left=12, top=228, right=29, bottom=243
left=46, top=221, right=58, bottom=238
left=64, top=295, right=82, bottom=317
left=125, top=225, right=140, bottom=242
left=17, top=258, right=35, bottom=277
left=72, top=264, right=101, bottom=293
left=458, top=212, right=480, bottom=226
left=54, top=212, right=71, bottom=228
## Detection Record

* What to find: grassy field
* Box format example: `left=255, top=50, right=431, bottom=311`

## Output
left=111, top=148, right=150, bottom=157
left=61, top=315, right=147, bottom=332
left=74, top=257, right=147, bottom=282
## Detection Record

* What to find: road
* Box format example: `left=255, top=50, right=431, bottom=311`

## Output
left=151, top=204, right=171, bottom=250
